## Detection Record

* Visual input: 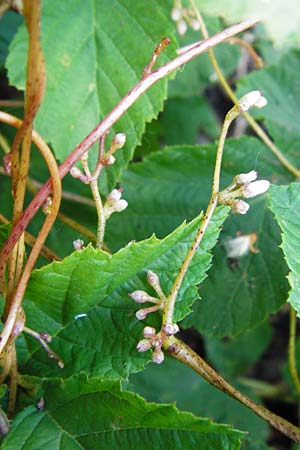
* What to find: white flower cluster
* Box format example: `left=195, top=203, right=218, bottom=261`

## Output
left=219, top=170, right=270, bottom=215
left=171, top=5, right=200, bottom=36
left=104, top=189, right=128, bottom=219
left=136, top=323, right=179, bottom=364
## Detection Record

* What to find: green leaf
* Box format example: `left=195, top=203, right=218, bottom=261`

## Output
left=197, top=0, right=300, bottom=47
left=6, top=0, right=178, bottom=191
left=128, top=357, right=269, bottom=450
left=268, top=183, right=300, bottom=314
left=205, top=321, right=272, bottom=378
left=236, top=49, right=300, bottom=167
left=2, top=375, right=243, bottom=450
left=106, top=137, right=290, bottom=336
left=0, top=11, right=23, bottom=68
left=18, top=208, right=227, bottom=378
left=168, top=17, right=240, bottom=98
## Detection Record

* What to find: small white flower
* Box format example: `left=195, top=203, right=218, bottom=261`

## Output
left=191, top=19, right=200, bottom=30
left=105, top=155, right=116, bottom=165
left=152, top=347, right=164, bottom=364
left=224, top=235, right=253, bottom=259
left=129, top=290, right=151, bottom=304
left=107, top=189, right=122, bottom=203
left=235, top=170, right=257, bottom=185
left=114, top=199, right=128, bottom=212
left=177, top=19, right=187, bottom=35
left=104, top=189, right=128, bottom=218
left=70, top=167, right=83, bottom=179
left=136, top=309, right=148, bottom=320
left=113, top=133, right=126, bottom=149
left=137, top=339, right=152, bottom=352
left=231, top=199, right=250, bottom=215
left=171, top=7, right=182, bottom=21
left=143, top=326, right=156, bottom=338
left=162, top=323, right=179, bottom=336
left=73, top=239, right=85, bottom=250
left=242, top=180, right=270, bottom=198
left=238, top=90, right=267, bottom=112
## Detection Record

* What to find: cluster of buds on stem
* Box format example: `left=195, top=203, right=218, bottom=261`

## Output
left=171, top=0, right=200, bottom=35
left=237, top=90, right=267, bottom=112
left=219, top=170, right=270, bottom=214
left=101, top=133, right=126, bottom=166
left=69, top=132, right=126, bottom=182
left=129, top=270, right=167, bottom=321
left=136, top=323, right=179, bottom=364
left=103, top=188, right=128, bottom=219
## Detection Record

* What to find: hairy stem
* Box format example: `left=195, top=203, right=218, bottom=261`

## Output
left=289, top=307, right=300, bottom=395
left=166, top=336, right=300, bottom=443
left=0, top=19, right=259, bottom=286
left=189, top=0, right=300, bottom=178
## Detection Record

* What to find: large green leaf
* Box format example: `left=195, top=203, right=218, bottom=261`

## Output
left=205, top=321, right=272, bottom=378
left=106, top=137, right=290, bottom=336
left=268, top=183, right=300, bottom=314
left=2, top=375, right=243, bottom=450
left=129, top=357, right=270, bottom=450
left=197, top=0, right=300, bottom=47
left=6, top=0, right=177, bottom=191
left=17, top=207, right=227, bottom=378
left=236, top=49, right=300, bottom=167
left=0, top=11, right=23, bottom=68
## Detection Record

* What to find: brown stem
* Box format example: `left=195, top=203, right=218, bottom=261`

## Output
left=0, top=112, right=62, bottom=354
left=166, top=336, right=300, bottom=443
left=0, top=213, right=60, bottom=262
left=0, top=19, right=259, bottom=287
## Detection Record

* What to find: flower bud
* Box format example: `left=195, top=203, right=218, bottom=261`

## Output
left=162, top=323, right=179, bottom=336
left=242, top=180, right=270, bottom=198
left=129, top=290, right=152, bottom=304
left=171, top=7, right=182, bottom=21
left=191, top=19, right=200, bottom=30
left=224, top=234, right=253, bottom=259
left=152, top=347, right=164, bottom=364
left=235, top=170, right=257, bottom=185
left=137, top=339, right=152, bottom=352
left=143, top=326, right=156, bottom=338
left=113, top=133, right=126, bottom=149
left=73, top=239, right=85, bottom=250
left=238, top=90, right=267, bottom=112
left=147, top=270, right=160, bottom=288
left=3, top=153, right=12, bottom=175
left=231, top=199, right=250, bottom=215
left=42, top=197, right=52, bottom=215
left=135, top=309, right=148, bottom=320
left=105, top=155, right=116, bottom=165
left=107, top=189, right=122, bottom=203
left=70, top=167, right=83, bottom=179
left=177, top=19, right=187, bottom=36
left=114, top=199, right=128, bottom=212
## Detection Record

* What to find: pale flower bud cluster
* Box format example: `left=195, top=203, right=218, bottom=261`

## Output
left=129, top=270, right=167, bottom=321
left=104, top=189, right=128, bottom=219
left=170, top=4, right=199, bottom=35
left=73, top=239, right=85, bottom=251
left=238, top=90, right=267, bottom=112
left=136, top=322, right=179, bottom=365
left=129, top=288, right=163, bottom=320
left=219, top=170, right=270, bottom=215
